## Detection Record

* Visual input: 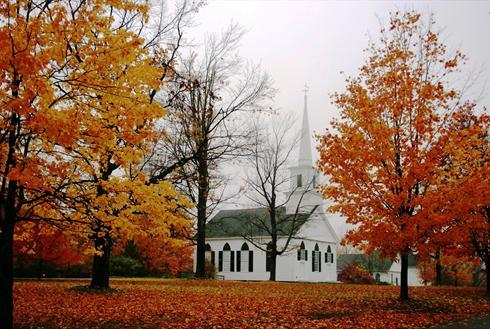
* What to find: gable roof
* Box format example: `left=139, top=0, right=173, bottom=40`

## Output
left=337, top=253, right=418, bottom=273
left=206, top=206, right=314, bottom=238
left=337, top=253, right=393, bottom=273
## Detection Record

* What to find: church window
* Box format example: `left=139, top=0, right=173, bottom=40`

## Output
left=297, top=241, right=307, bottom=261
left=238, top=243, right=252, bottom=272
left=220, top=243, right=234, bottom=273
left=312, top=175, right=316, bottom=188
left=266, top=241, right=273, bottom=272
left=312, top=243, right=321, bottom=272
left=297, top=174, right=302, bottom=187
left=325, top=245, right=334, bottom=263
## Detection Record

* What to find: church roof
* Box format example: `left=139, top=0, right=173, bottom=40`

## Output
left=337, top=253, right=417, bottom=273
left=206, top=206, right=315, bottom=238
left=337, top=253, right=393, bottom=273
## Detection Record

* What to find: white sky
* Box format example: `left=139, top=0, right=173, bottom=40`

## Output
left=188, top=0, right=490, bottom=237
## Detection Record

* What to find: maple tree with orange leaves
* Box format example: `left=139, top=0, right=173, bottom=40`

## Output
left=317, top=11, right=482, bottom=300
left=430, top=110, right=489, bottom=292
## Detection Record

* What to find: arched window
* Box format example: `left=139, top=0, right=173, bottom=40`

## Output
left=297, top=241, right=307, bottom=261
left=266, top=241, right=273, bottom=272
left=312, top=243, right=321, bottom=272
left=325, top=245, right=334, bottom=264
left=205, top=244, right=215, bottom=267
left=375, top=273, right=381, bottom=283
left=237, top=243, right=253, bottom=273
left=218, top=243, right=234, bottom=273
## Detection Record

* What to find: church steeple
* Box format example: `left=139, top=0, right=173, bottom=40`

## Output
left=298, top=84, right=313, bottom=167
left=285, top=85, right=323, bottom=213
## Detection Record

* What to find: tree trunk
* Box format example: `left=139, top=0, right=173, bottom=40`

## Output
left=0, top=217, right=14, bottom=329
left=38, top=259, right=44, bottom=280
left=435, top=249, right=442, bottom=286
left=400, top=253, right=409, bottom=300
left=90, top=232, right=112, bottom=289
left=486, top=260, right=490, bottom=296
left=269, top=250, right=277, bottom=281
left=195, top=152, right=209, bottom=278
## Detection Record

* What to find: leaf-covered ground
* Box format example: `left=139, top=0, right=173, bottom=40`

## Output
left=14, top=279, right=490, bottom=329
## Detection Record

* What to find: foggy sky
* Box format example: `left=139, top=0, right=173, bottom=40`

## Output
left=188, top=0, right=490, bottom=237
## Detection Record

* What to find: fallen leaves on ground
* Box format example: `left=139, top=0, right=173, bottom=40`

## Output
left=14, top=279, right=490, bottom=328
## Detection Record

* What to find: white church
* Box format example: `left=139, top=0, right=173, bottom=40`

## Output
left=196, top=93, right=340, bottom=282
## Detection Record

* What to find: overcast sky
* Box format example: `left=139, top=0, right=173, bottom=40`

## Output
left=188, top=0, right=490, bottom=237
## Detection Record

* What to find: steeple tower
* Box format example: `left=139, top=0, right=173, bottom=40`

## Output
left=298, top=84, right=313, bottom=167
left=285, top=85, right=323, bottom=213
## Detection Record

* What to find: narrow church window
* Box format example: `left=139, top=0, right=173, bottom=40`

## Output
left=222, top=243, right=233, bottom=272
left=326, top=245, right=333, bottom=264
left=266, top=241, right=273, bottom=272
left=312, top=175, right=316, bottom=188
left=297, top=241, right=307, bottom=261
left=240, top=243, right=250, bottom=273
left=312, top=243, right=320, bottom=272
left=297, top=174, right=302, bottom=187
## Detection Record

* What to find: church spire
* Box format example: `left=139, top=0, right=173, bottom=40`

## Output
left=298, top=84, right=313, bottom=167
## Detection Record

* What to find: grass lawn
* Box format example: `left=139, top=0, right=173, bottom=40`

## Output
left=13, top=278, right=490, bottom=328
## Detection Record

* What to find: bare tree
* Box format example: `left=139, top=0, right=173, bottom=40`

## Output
left=148, top=23, right=274, bottom=278
left=243, top=114, right=316, bottom=281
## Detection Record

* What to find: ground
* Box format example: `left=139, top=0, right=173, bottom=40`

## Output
left=13, top=279, right=490, bottom=329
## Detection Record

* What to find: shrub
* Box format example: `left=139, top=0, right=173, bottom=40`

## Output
left=110, top=255, right=146, bottom=277
left=204, top=260, right=216, bottom=279
left=339, top=263, right=375, bottom=284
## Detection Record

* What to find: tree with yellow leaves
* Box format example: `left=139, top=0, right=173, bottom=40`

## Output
left=0, top=1, right=190, bottom=327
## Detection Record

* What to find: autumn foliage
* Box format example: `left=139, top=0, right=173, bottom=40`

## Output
left=317, top=11, right=486, bottom=299
left=338, top=263, right=375, bottom=285
left=417, top=255, right=475, bottom=287
left=0, top=0, right=191, bottom=327
left=13, top=222, right=81, bottom=267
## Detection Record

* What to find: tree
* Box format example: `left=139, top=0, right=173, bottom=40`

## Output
left=130, top=220, right=194, bottom=276
left=47, top=1, right=194, bottom=290
left=149, top=23, right=273, bottom=278
left=435, top=110, right=489, bottom=293
left=243, top=114, right=315, bottom=281
left=13, top=222, right=81, bottom=279
left=317, top=11, right=469, bottom=300
left=416, top=254, right=475, bottom=287
left=0, top=0, right=186, bottom=326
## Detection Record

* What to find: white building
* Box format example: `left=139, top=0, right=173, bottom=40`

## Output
left=337, top=253, right=424, bottom=286
left=196, top=92, right=339, bottom=282
left=383, top=256, right=423, bottom=286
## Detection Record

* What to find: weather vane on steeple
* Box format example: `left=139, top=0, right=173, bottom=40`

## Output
left=303, top=83, right=309, bottom=98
